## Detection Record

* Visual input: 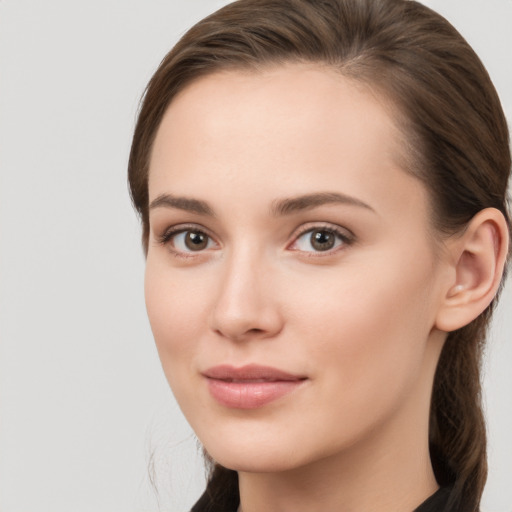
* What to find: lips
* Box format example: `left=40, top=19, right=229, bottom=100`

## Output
left=203, top=364, right=307, bottom=409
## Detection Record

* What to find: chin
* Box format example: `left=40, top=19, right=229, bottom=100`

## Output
left=212, top=451, right=302, bottom=474
left=200, top=434, right=303, bottom=473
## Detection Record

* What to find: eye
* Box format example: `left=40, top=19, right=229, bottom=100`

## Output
left=159, top=227, right=217, bottom=254
left=174, top=230, right=213, bottom=251
left=290, top=226, right=352, bottom=253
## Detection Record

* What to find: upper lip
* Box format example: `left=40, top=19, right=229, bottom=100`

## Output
left=202, top=364, right=306, bottom=382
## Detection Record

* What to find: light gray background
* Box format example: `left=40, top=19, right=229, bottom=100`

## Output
left=0, top=1, right=510, bottom=511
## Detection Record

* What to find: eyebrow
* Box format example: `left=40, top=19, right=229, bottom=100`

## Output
left=270, top=192, right=375, bottom=216
left=149, top=193, right=215, bottom=216
left=148, top=191, right=375, bottom=217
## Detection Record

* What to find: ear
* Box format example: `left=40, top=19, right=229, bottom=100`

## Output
left=435, top=208, right=509, bottom=332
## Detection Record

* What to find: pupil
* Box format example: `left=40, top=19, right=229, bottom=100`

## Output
left=186, top=231, right=207, bottom=250
left=311, top=230, right=335, bottom=251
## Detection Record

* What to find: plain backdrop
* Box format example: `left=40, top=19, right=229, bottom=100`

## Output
left=0, top=1, right=511, bottom=511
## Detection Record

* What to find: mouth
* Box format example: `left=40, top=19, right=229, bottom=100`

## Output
left=202, top=364, right=307, bottom=409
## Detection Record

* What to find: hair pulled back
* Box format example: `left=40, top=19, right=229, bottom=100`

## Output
left=128, top=1, right=511, bottom=511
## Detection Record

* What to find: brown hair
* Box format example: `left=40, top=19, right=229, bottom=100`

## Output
left=128, top=1, right=511, bottom=511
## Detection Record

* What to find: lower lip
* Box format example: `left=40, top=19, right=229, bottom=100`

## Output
left=206, top=378, right=305, bottom=409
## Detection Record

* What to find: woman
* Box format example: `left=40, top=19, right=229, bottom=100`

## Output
left=128, top=0, right=510, bottom=511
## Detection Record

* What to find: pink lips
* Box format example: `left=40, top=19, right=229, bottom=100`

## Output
left=203, top=364, right=307, bottom=409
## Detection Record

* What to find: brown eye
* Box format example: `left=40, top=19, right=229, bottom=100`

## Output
left=185, top=231, right=209, bottom=251
left=291, top=226, right=351, bottom=253
left=163, top=229, right=215, bottom=253
left=310, top=230, right=336, bottom=251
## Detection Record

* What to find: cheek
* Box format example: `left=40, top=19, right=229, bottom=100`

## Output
left=285, top=254, right=436, bottom=401
left=144, top=259, right=208, bottom=376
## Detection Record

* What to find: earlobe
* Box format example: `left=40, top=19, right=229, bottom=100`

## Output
left=435, top=208, right=509, bottom=333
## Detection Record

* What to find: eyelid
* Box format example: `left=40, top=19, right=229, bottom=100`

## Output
left=287, top=222, right=355, bottom=254
left=155, top=221, right=354, bottom=257
left=157, top=223, right=220, bottom=255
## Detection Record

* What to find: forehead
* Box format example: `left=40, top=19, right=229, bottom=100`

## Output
left=149, top=64, right=427, bottom=222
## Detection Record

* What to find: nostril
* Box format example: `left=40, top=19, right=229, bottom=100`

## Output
left=213, top=326, right=269, bottom=341
left=209, top=296, right=284, bottom=341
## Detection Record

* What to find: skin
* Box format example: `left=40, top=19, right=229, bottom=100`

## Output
left=145, top=64, right=459, bottom=512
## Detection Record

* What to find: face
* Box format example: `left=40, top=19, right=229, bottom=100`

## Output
left=145, top=64, right=448, bottom=474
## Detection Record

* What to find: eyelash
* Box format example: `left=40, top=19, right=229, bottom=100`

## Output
left=157, top=223, right=354, bottom=258
left=288, top=223, right=354, bottom=256
left=157, top=224, right=217, bottom=258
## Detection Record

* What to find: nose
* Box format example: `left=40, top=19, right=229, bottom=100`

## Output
left=209, top=248, right=284, bottom=342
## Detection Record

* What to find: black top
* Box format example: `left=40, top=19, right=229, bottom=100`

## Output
left=414, top=485, right=454, bottom=512
left=191, top=484, right=456, bottom=512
